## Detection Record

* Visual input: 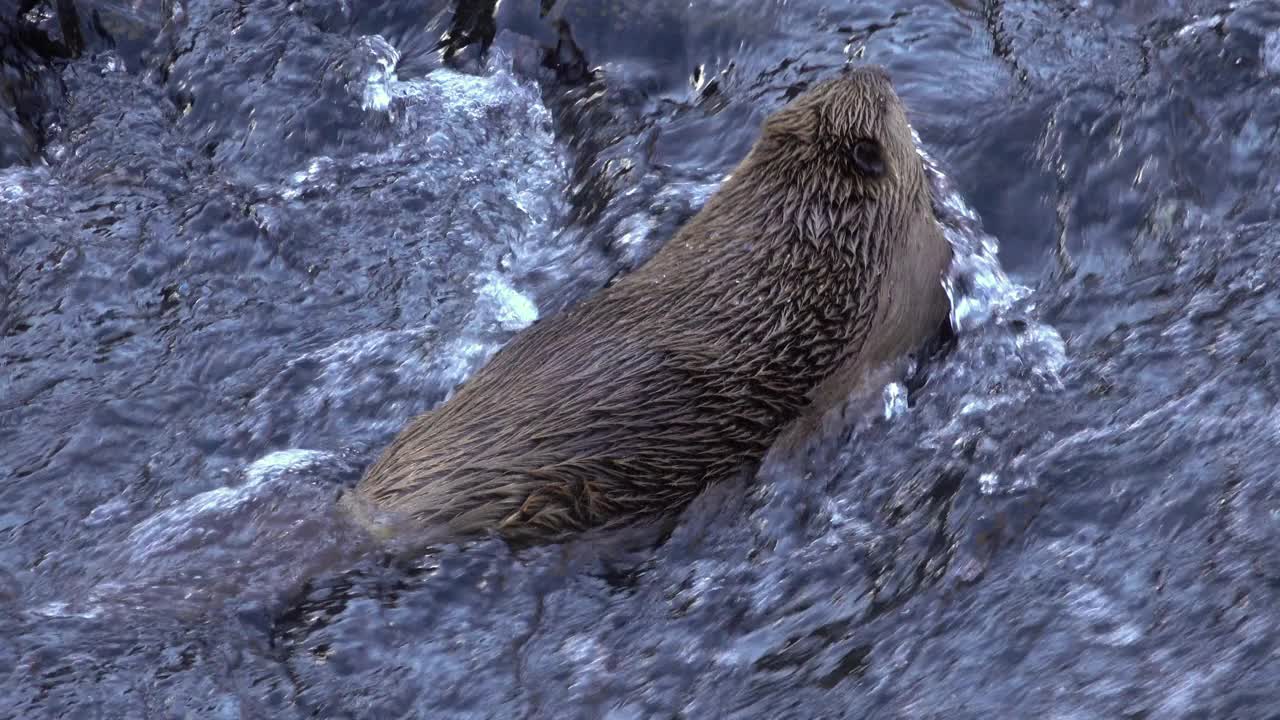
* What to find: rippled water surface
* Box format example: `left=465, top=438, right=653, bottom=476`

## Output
left=3, top=1, right=1280, bottom=718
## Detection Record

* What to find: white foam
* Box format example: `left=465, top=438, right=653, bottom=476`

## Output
left=478, top=274, right=539, bottom=332
left=245, top=448, right=331, bottom=481
left=281, top=156, right=334, bottom=200
left=0, top=167, right=44, bottom=204
left=98, top=52, right=124, bottom=75
left=1264, top=30, right=1280, bottom=76
left=30, top=601, right=103, bottom=620
left=127, top=449, right=330, bottom=558
left=1176, top=14, right=1223, bottom=38
left=882, top=382, right=907, bottom=420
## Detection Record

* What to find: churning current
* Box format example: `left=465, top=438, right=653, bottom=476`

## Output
left=3, top=1, right=1280, bottom=718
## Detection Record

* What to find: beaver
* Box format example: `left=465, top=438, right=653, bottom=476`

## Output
left=346, top=65, right=953, bottom=544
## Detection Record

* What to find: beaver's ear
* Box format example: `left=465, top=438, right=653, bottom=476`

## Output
left=850, top=138, right=885, bottom=178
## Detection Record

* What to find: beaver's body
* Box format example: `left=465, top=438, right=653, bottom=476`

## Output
left=348, top=66, right=952, bottom=543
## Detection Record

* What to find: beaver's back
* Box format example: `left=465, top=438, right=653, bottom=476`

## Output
left=354, top=274, right=817, bottom=542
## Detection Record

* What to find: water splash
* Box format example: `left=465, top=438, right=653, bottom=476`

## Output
left=477, top=273, right=539, bottom=332
left=916, top=132, right=1067, bottom=380
left=882, top=382, right=907, bottom=420
left=863, top=134, right=1068, bottom=438
left=237, top=50, right=570, bottom=451
left=355, top=35, right=401, bottom=112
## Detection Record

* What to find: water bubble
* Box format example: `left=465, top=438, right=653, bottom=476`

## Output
left=914, top=133, right=1068, bottom=381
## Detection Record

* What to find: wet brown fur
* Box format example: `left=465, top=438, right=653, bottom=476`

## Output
left=346, top=66, right=953, bottom=544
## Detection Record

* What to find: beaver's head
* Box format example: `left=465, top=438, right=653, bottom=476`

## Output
left=740, top=65, right=931, bottom=238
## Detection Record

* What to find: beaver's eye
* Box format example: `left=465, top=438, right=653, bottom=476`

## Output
left=851, top=139, right=885, bottom=178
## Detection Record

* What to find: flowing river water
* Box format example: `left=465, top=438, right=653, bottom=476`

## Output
left=3, top=1, right=1280, bottom=717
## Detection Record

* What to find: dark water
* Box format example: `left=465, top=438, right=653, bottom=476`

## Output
left=4, top=0, right=1280, bottom=717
